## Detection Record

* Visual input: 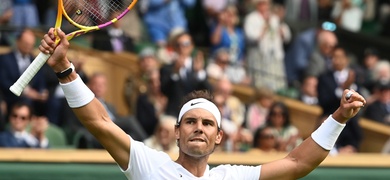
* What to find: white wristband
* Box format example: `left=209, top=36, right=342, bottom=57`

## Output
left=60, top=74, right=95, bottom=108
left=311, top=115, right=346, bottom=150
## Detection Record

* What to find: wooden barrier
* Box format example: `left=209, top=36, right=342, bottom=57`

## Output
left=1, top=148, right=390, bottom=168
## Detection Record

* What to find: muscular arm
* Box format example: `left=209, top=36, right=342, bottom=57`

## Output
left=40, top=28, right=131, bottom=170
left=260, top=90, right=366, bottom=180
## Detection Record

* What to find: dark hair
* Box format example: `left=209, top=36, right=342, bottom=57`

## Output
left=266, top=101, right=291, bottom=128
left=10, top=101, right=33, bottom=119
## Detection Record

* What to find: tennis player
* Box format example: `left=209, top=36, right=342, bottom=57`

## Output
left=39, top=28, right=366, bottom=179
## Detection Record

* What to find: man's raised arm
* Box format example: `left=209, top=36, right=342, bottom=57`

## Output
left=39, top=28, right=131, bottom=170
left=260, top=90, right=366, bottom=180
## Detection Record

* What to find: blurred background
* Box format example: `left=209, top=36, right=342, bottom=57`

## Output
left=0, top=0, right=390, bottom=179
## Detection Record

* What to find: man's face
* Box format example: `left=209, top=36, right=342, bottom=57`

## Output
left=9, top=106, right=30, bottom=132
left=175, top=35, right=193, bottom=57
left=89, top=75, right=107, bottom=98
left=175, top=108, right=223, bottom=158
left=17, top=31, right=35, bottom=55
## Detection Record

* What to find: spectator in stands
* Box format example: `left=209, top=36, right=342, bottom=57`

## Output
left=383, top=138, right=390, bottom=154
left=299, top=75, right=319, bottom=105
left=253, top=126, right=277, bottom=152
left=284, top=0, right=318, bottom=23
left=284, top=23, right=332, bottom=86
left=213, top=77, right=246, bottom=130
left=206, top=48, right=250, bottom=85
left=305, top=30, right=338, bottom=78
left=317, top=46, right=363, bottom=152
left=245, top=87, right=275, bottom=133
left=265, top=101, right=302, bottom=152
left=364, top=61, right=390, bottom=105
left=214, top=93, right=253, bottom=152
left=0, top=29, right=48, bottom=116
left=10, top=0, right=40, bottom=28
left=125, top=47, right=160, bottom=115
left=361, top=47, right=381, bottom=94
left=139, top=0, right=196, bottom=47
left=0, top=0, right=12, bottom=46
left=331, top=0, right=363, bottom=32
left=0, top=93, right=5, bottom=132
left=244, top=0, right=291, bottom=91
left=0, top=102, right=48, bottom=148
left=202, top=0, right=231, bottom=25
left=136, top=69, right=167, bottom=137
left=92, top=11, right=135, bottom=53
left=363, top=81, right=390, bottom=125
left=144, top=115, right=178, bottom=153
left=210, top=5, right=245, bottom=64
left=159, top=32, right=211, bottom=116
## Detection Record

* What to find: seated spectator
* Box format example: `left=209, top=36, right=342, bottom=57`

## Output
left=299, top=75, right=319, bottom=105
left=125, top=47, right=160, bottom=113
left=73, top=73, right=148, bottom=149
left=266, top=102, right=302, bottom=152
left=360, top=47, right=381, bottom=95
left=317, top=46, right=363, bottom=152
left=253, top=126, right=277, bottom=152
left=206, top=48, right=250, bottom=85
left=305, top=30, right=338, bottom=78
left=331, top=0, right=363, bottom=32
left=92, top=11, right=135, bottom=53
left=0, top=102, right=48, bottom=148
left=144, top=115, right=178, bottom=153
left=363, top=81, right=390, bottom=125
left=0, top=29, right=48, bottom=116
left=136, top=69, right=167, bottom=137
left=210, top=5, right=245, bottom=64
left=245, top=87, right=275, bottom=133
left=139, top=0, right=196, bottom=47
left=215, top=93, right=253, bottom=152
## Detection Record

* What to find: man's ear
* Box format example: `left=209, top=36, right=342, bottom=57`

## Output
left=215, top=130, right=224, bottom=145
left=175, top=125, right=180, bottom=140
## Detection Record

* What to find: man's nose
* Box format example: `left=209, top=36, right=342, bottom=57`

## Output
left=194, top=121, right=204, bottom=134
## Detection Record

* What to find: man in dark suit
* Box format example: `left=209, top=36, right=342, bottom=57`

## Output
left=160, top=32, right=211, bottom=116
left=92, top=11, right=134, bottom=53
left=363, top=81, right=390, bottom=125
left=0, top=29, right=47, bottom=117
left=317, top=46, right=362, bottom=153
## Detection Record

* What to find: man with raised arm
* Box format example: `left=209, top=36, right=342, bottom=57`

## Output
left=39, top=28, right=366, bottom=179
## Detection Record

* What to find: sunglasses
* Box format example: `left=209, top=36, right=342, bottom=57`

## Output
left=11, top=114, right=28, bottom=121
left=177, top=41, right=192, bottom=47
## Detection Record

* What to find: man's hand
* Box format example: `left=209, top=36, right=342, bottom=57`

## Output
left=332, top=89, right=366, bottom=124
left=193, top=51, right=204, bottom=73
left=38, top=28, right=70, bottom=73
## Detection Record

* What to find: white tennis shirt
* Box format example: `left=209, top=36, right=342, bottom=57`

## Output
left=121, top=137, right=261, bottom=179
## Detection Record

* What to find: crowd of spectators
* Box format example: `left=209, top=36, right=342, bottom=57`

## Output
left=0, top=0, right=390, bottom=154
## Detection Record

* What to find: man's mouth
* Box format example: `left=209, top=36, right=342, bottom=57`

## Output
left=190, top=138, right=205, bottom=142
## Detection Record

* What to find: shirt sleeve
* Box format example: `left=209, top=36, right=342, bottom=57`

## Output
left=121, top=136, right=172, bottom=179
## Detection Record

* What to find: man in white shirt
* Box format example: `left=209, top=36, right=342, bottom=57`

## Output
left=39, top=27, right=366, bottom=179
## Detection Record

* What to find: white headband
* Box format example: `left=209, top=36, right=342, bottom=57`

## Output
left=177, top=98, right=221, bottom=128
